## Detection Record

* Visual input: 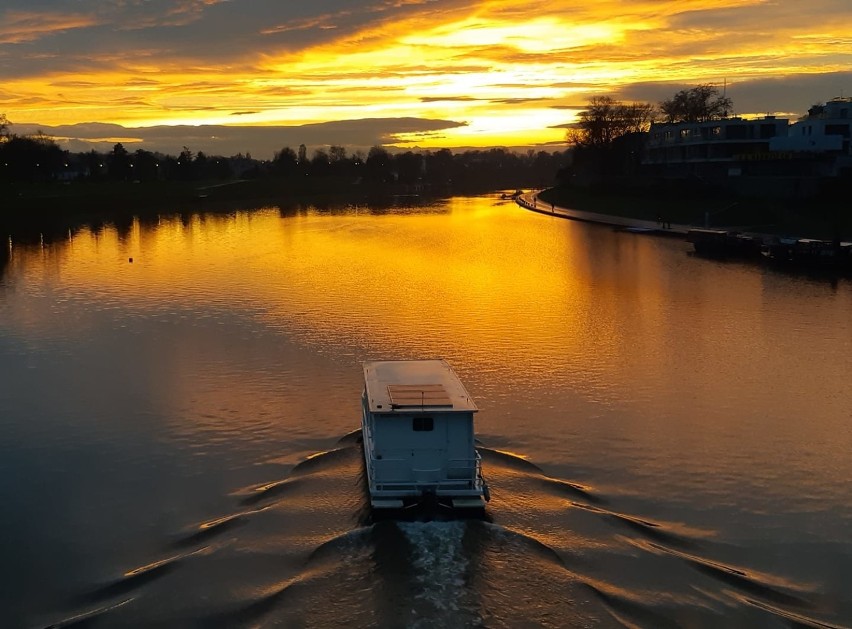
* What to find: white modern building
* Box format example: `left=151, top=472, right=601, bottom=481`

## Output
left=770, top=97, right=852, bottom=165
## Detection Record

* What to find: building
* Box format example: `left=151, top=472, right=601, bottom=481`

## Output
left=641, top=102, right=852, bottom=197
left=645, top=116, right=789, bottom=171
left=769, top=97, right=852, bottom=175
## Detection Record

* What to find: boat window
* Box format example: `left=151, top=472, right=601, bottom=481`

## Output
left=413, top=417, right=434, bottom=431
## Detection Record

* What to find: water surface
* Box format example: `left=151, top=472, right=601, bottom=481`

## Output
left=1, top=195, right=850, bottom=627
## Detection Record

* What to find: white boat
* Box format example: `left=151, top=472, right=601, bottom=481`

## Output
left=361, top=359, right=490, bottom=512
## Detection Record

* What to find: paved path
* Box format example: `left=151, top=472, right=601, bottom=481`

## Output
left=517, top=192, right=692, bottom=236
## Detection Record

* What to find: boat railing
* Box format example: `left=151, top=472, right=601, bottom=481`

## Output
left=367, top=452, right=484, bottom=491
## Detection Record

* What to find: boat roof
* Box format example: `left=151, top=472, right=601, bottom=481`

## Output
left=363, top=359, right=478, bottom=414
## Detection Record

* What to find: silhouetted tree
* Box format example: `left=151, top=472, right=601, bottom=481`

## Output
left=365, top=146, right=393, bottom=183
left=133, top=149, right=159, bottom=181
left=203, top=155, right=232, bottom=180
left=108, top=143, right=132, bottom=180
left=176, top=146, right=195, bottom=180
left=0, top=132, right=66, bottom=182
left=273, top=146, right=298, bottom=176
left=83, top=150, right=106, bottom=179
left=0, top=113, right=9, bottom=140
left=659, top=84, right=732, bottom=123
left=310, top=149, right=330, bottom=176
left=328, top=145, right=351, bottom=176
left=395, top=151, right=423, bottom=184
left=194, top=151, right=210, bottom=179
left=329, top=145, right=347, bottom=163
left=567, top=96, right=655, bottom=148
left=424, top=148, right=454, bottom=185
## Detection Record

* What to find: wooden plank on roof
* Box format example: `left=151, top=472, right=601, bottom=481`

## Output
left=387, top=384, right=453, bottom=408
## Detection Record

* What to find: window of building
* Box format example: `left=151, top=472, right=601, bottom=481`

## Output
left=413, top=417, right=434, bottom=431
left=826, top=124, right=851, bottom=138
left=726, top=125, right=747, bottom=139
left=760, top=124, right=777, bottom=139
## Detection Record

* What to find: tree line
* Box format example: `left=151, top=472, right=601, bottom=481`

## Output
left=0, top=84, right=730, bottom=189
left=567, top=84, right=733, bottom=148
left=563, top=84, right=734, bottom=185
left=0, top=116, right=566, bottom=190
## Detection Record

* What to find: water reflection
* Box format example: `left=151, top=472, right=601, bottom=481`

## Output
left=1, top=195, right=851, bottom=626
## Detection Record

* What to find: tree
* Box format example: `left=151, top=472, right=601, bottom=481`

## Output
left=365, top=145, right=393, bottom=182
left=329, top=145, right=347, bottom=164
left=133, top=149, right=159, bottom=181
left=273, top=146, right=298, bottom=176
left=176, top=146, right=196, bottom=180
left=83, top=150, right=105, bottom=179
left=394, top=151, right=423, bottom=184
left=567, top=96, right=655, bottom=148
left=310, top=148, right=330, bottom=175
left=659, top=84, right=732, bottom=123
left=0, top=113, right=9, bottom=140
left=0, top=132, right=66, bottom=181
left=108, top=142, right=131, bottom=180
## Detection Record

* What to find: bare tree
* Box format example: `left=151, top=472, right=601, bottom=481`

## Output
left=567, top=96, right=655, bottom=148
left=329, top=145, right=347, bottom=163
left=659, top=84, right=732, bottom=123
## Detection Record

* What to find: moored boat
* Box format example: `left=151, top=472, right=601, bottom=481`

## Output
left=361, top=359, right=490, bottom=513
left=762, top=237, right=852, bottom=271
left=687, top=228, right=763, bottom=258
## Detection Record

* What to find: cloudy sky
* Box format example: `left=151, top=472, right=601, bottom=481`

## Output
left=2, top=0, right=851, bottom=157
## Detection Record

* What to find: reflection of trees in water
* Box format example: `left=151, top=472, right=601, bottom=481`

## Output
left=275, top=195, right=449, bottom=218
left=0, top=194, right=458, bottom=285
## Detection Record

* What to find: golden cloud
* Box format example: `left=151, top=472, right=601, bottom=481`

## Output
left=2, top=0, right=851, bottom=148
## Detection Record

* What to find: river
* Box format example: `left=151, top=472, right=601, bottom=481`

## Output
left=1, top=194, right=850, bottom=627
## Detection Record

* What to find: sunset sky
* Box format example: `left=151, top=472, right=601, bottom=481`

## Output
left=2, top=0, right=851, bottom=157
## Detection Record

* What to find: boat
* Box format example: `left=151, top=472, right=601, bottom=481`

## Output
left=687, top=228, right=762, bottom=258
left=361, top=359, right=490, bottom=513
left=762, top=237, right=852, bottom=271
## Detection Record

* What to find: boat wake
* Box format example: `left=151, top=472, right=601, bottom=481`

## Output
left=39, top=433, right=847, bottom=628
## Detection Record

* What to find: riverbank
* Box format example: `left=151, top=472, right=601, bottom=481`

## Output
left=5, top=178, right=849, bottom=244
left=519, top=189, right=852, bottom=274
left=517, top=192, right=690, bottom=235
left=535, top=185, right=851, bottom=241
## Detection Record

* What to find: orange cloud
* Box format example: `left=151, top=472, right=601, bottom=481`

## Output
left=0, top=11, right=100, bottom=44
left=2, top=1, right=851, bottom=150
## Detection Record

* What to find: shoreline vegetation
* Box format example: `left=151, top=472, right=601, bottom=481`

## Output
left=2, top=176, right=850, bottom=243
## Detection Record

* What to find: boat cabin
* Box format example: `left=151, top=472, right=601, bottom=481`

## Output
left=361, top=359, right=489, bottom=511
